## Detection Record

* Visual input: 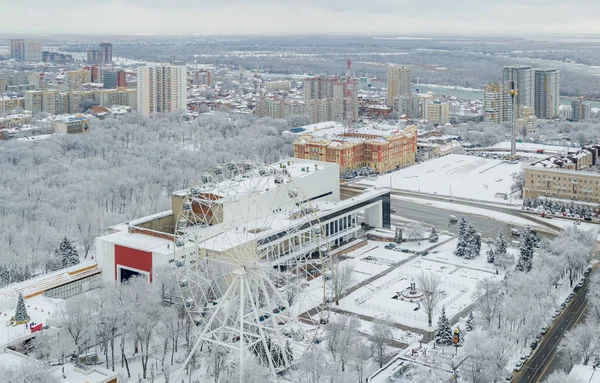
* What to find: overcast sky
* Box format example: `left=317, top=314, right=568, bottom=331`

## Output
left=1, top=1, right=599, bottom=36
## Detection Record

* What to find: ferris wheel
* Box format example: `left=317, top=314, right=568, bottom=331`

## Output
left=172, top=161, right=328, bottom=382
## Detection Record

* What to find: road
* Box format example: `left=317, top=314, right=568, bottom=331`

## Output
left=341, top=186, right=557, bottom=241
left=514, top=279, right=589, bottom=383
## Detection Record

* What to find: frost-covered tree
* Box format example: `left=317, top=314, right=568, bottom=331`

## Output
left=55, top=237, right=79, bottom=268
left=418, top=272, right=444, bottom=328
left=516, top=226, right=536, bottom=272
left=428, top=227, right=439, bottom=243
left=559, top=322, right=598, bottom=367
left=464, top=224, right=479, bottom=259
left=466, top=312, right=475, bottom=331
left=330, top=261, right=355, bottom=306
left=455, top=326, right=465, bottom=347
left=461, top=329, right=510, bottom=383
left=0, top=362, right=59, bottom=383
left=548, top=226, right=596, bottom=287
left=511, top=170, right=525, bottom=199
left=435, top=307, right=453, bottom=345
left=13, top=293, right=29, bottom=324
left=370, top=319, right=393, bottom=368
left=543, top=370, right=582, bottom=383
left=454, top=217, right=468, bottom=257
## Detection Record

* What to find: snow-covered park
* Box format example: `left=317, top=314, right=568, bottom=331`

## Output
left=337, top=237, right=511, bottom=332
left=361, top=154, right=522, bottom=204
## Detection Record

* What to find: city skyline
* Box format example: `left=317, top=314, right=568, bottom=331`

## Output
left=2, top=0, right=600, bottom=35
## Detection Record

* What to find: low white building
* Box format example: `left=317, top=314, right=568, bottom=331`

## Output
left=96, top=159, right=391, bottom=284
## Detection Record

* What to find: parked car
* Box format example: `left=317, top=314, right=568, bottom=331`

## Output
left=449, top=215, right=458, bottom=223
left=585, top=216, right=592, bottom=221
left=514, top=361, right=524, bottom=371
left=530, top=341, right=538, bottom=350
left=541, top=326, right=548, bottom=335
left=511, top=228, right=520, bottom=236
left=584, top=267, right=592, bottom=277
left=504, top=376, right=513, bottom=382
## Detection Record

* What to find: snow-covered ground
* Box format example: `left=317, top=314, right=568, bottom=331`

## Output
left=487, top=141, right=572, bottom=154
left=338, top=238, right=512, bottom=331
left=360, top=154, right=522, bottom=204
left=0, top=295, right=62, bottom=347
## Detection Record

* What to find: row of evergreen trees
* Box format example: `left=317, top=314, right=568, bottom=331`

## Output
left=454, top=218, right=481, bottom=259
left=523, top=197, right=594, bottom=218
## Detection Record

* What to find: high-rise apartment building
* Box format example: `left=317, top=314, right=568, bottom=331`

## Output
left=10, top=39, right=42, bottom=62
left=534, top=69, right=560, bottom=119
left=503, top=65, right=535, bottom=117
left=116, top=70, right=127, bottom=88
left=87, top=50, right=100, bottom=64
left=483, top=82, right=513, bottom=124
left=571, top=99, right=592, bottom=122
left=386, top=65, right=412, bottom=107
left=99, top=43, right=112, bottom=63
left=24, top=90, right=43, bottom=114
left=137, top=63, right=187, bottom=117
left=303, top=76, right=358, bottom=123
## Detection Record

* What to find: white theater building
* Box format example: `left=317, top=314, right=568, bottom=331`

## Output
left=96, top=159, right=391, bottom=284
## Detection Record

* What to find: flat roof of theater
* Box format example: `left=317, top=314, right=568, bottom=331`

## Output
left=105, top=187, right=389, bottom=255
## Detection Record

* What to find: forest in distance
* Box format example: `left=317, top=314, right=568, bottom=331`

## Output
left=81, top=35, right=600, bottom=98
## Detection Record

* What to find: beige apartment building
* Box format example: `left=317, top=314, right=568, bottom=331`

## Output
left=425, top=100, right=450, bottom=125
left=524, top=166, right=600, bottom=203
left=386, top=65, right=412, bottom=108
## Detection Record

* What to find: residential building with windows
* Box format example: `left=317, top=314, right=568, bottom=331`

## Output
left=425, top=100, right=450, bottom=125
left=524, top=166, right=600, bottom=203
left=0, top=96, right=24, bottom=112
left=99, top=42, right=112, bottom=63
left=571, top=99, right=592, bottom=121
left=503, top=65, right=535, bottom=117
left=386, top=65, right=411, bottom=107
left=51, top=114, right=91, bottom=134
left=137, top=63, right=187, bottom=117
left=483, top=82, right=512, bottom=124
left=294, top=125, right=417, bottom=173
left=102, top=70, right=117, bottom=89
left=24, top=90, right=42, bottom=114
left=10, top=39, right=42, bottom=62
left=534, top=69, right=560, bottom=119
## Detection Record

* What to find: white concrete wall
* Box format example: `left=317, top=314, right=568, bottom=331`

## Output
left=95, top=236, right=115, bottom=284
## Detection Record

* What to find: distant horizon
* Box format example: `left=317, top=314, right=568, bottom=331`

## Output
left=1, top=32, right=600, bottom=41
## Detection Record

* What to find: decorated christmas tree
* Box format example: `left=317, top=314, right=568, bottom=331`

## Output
left=14, top=293, right=30, bottom=325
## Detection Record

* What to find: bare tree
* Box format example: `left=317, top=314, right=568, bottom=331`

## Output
left=370, top=319, right=393, bottom=368
left=543, top=370, right=582, bottom=383
left=55, top=294, right=92, bottom=357
left=331, top=261, right=356, bottom=306
left=417, top=272, right=444, bottom=328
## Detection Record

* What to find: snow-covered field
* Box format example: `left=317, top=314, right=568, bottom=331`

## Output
left=360, top=154, right=522, bottom=203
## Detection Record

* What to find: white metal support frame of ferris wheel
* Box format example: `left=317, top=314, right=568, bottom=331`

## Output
left=172, top=162, right=327, bottom=382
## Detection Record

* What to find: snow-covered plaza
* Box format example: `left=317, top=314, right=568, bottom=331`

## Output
left=360, top=154, right=522, bottom=204
left=334, top=237, right=516, bottom=332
